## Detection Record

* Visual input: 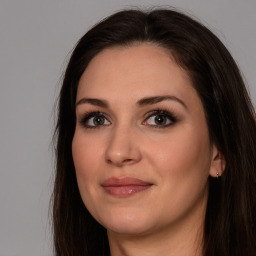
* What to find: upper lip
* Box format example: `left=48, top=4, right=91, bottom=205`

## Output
left=101, top=177, right=152, bottom=187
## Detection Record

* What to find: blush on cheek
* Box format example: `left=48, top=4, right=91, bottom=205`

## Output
left=153, top=133, right=210, bottom=179
left=72, top=134, right=95, bottom=170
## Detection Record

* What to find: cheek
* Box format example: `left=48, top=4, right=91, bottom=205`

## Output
left=145, top=126, right=211, bottom=220
left=72, top=130, right=104, bottom=174
left=146, top=124, right=211, bottom=196
left=72, top=130, right=108, bottom=220
left=149, top=127, right=210, bottom=170
left=72, top=131, right=105, bottom=199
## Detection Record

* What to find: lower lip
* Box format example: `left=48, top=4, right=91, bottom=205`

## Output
left=102, top=185, right=152, bottom=197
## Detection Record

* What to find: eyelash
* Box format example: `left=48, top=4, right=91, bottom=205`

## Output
left=143, top=109, right=178, bottom=128
left=78, top=109, right=178, bottom=129
left=79, top=111, right=110, bottom=129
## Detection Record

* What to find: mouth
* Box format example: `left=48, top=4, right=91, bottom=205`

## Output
left=101, top=177, right=153, bottom=197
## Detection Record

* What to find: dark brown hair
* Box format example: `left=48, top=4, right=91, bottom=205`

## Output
left=53, top=8, right=256, bottom=256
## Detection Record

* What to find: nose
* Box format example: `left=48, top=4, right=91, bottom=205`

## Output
left=105, top=125, right=142, bottom=167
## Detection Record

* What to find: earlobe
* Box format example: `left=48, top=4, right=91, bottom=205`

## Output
left=209, top=145, right=226, bottom=178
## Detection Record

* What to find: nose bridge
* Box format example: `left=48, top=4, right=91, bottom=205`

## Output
left=105, top=121, right=141, bottom=166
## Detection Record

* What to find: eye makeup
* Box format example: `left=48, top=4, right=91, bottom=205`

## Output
left=77, top=107, right=179, bottom=130
left=142, top=109, right=178, bottom=128
left=78, top=111, right=111, bottom=129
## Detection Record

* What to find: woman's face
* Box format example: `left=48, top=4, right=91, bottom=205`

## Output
left=72, top=44, right=219, bottom=237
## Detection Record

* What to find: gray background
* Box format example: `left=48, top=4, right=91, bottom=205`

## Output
left=0, top=0, right=255, bottom=255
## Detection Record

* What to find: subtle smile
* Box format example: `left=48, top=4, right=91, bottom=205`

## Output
left=101, top=177, right=153, bottom=197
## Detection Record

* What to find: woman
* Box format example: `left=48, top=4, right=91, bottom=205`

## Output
left=53, top=8, right=256, bottom=256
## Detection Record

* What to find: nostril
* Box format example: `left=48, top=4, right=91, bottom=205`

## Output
left=105, top=140, right=142, bottom=166
left=106, top=158, right=134, bottom=166
left=123, top=159, right=133, bottom=163
left=107, top=159, right=112, bottom=164
left=106, top=158, right=133, bottom=165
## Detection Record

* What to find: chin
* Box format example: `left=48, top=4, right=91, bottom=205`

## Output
left=107, top=223, right=152, bottom=236
left=97, top=209, right=155, bottom=236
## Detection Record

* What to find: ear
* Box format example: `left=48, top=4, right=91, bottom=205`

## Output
left=209, top=145, right=226, bottom=178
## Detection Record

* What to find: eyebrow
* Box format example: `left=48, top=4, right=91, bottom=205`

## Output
left=76, top=95, right=187, bottom=110
left=137, top=96, right=187, bottom=110
left=76, top=98, right=109, bottom=108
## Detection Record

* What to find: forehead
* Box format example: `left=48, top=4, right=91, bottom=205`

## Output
left=77, top=43, right=194, bottom=101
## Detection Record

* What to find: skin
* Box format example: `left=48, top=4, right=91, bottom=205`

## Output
left=72, top=44, right=224, bottom=256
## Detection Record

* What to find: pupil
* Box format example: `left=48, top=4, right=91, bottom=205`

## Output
left=94, top=116, right=104, bottom=125
left=155, top=115, right=166, bottom=125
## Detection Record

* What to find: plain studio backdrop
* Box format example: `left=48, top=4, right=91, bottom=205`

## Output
left=0, top=0, right=255, bottom=255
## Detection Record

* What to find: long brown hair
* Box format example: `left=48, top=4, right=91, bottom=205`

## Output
left=53, top=8, right=256, bottom=256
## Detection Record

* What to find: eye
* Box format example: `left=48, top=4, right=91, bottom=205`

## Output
left=79, top=112, right=111, bottom=128
left=143, top=110, right=177, bottom=128
left=147, top=115, right=170, bottom=125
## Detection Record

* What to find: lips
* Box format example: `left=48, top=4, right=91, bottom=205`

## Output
left=101, top=177, right=153, bottom=197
